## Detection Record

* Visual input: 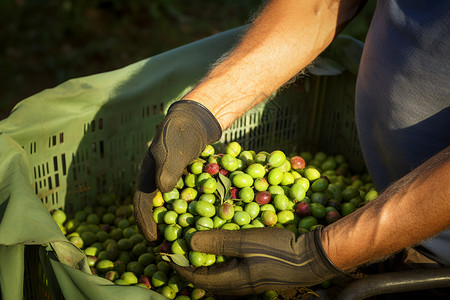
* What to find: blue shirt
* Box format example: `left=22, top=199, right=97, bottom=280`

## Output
left=355, top=0, right=450, bottom=265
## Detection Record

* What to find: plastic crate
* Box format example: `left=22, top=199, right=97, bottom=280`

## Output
left=0, top=27, right=363, bottom=299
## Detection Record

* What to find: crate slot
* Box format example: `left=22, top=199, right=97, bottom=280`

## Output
left=55, top=173, right=60, bottom=188
left=29, top=142, right=36, bottom=154
left=61, top=153, right=67, bottom=176
left=53, top=156, right=58, bottom=172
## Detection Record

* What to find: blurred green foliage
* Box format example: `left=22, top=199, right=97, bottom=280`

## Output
left=0, top=0, right=375, bottom=119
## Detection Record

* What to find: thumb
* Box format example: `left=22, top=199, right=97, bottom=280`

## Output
left=190, top=228, right=288, bottom=257
left=133, top=190, right=160, bottom=242
left=190, top=227, right=297, bottom=257
left=189, top=229, right=246, bottom=257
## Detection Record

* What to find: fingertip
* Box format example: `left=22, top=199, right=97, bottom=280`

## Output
left=189, top=229, right=223, bottom=253
left=156, top=169, right=178, bottom=193
left=168, top=261, right=192, bottom=273
left=169, top=264, right=193, bottom=282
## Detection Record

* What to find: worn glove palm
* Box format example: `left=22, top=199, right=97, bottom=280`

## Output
left=171, top=227, right=345, bottom=296
left=133, top=100, right=222, bottom=242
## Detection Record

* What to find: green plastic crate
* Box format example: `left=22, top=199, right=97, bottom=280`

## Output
left=0, top=27, right=363, bottom=299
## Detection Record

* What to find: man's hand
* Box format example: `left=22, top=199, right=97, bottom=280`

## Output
left=133, top=100, right=222, bottom=242
left=171, top=227, right=345, bottom=296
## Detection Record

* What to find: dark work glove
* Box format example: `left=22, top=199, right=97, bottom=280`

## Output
left=171, top=227, right=346, bottom=296
left=134, top=100, right=222, bottom=242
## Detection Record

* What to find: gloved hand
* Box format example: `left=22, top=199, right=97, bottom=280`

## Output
left=133, top=100, right=222, bottom=242
left=171, top=226, right=346, bottom=296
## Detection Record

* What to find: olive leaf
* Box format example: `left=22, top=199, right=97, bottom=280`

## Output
left=216, top=173, right=232, bottom=203
left=216, top=178, right=225, bottom=202
left=161, top=255, right=170, bottom=262
left=161, top=253, right=190, bottom=267
left=191, top=157, right=206, bottom=164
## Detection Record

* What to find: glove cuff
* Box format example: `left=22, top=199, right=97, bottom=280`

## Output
left=168, top=100, right=222, bottom=143
left=313, top=226, right=348, bottom=277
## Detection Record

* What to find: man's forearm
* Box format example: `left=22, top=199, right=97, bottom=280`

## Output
left=322, top=146, right=450, bottom=270
left=182, top=0, right=364, bottom=130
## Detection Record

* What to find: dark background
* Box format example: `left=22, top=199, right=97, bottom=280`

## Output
left=0, top=0, right=376, bottom=120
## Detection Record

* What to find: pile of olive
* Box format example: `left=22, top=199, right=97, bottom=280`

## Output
left=57, top=142, right=377, bottom=299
